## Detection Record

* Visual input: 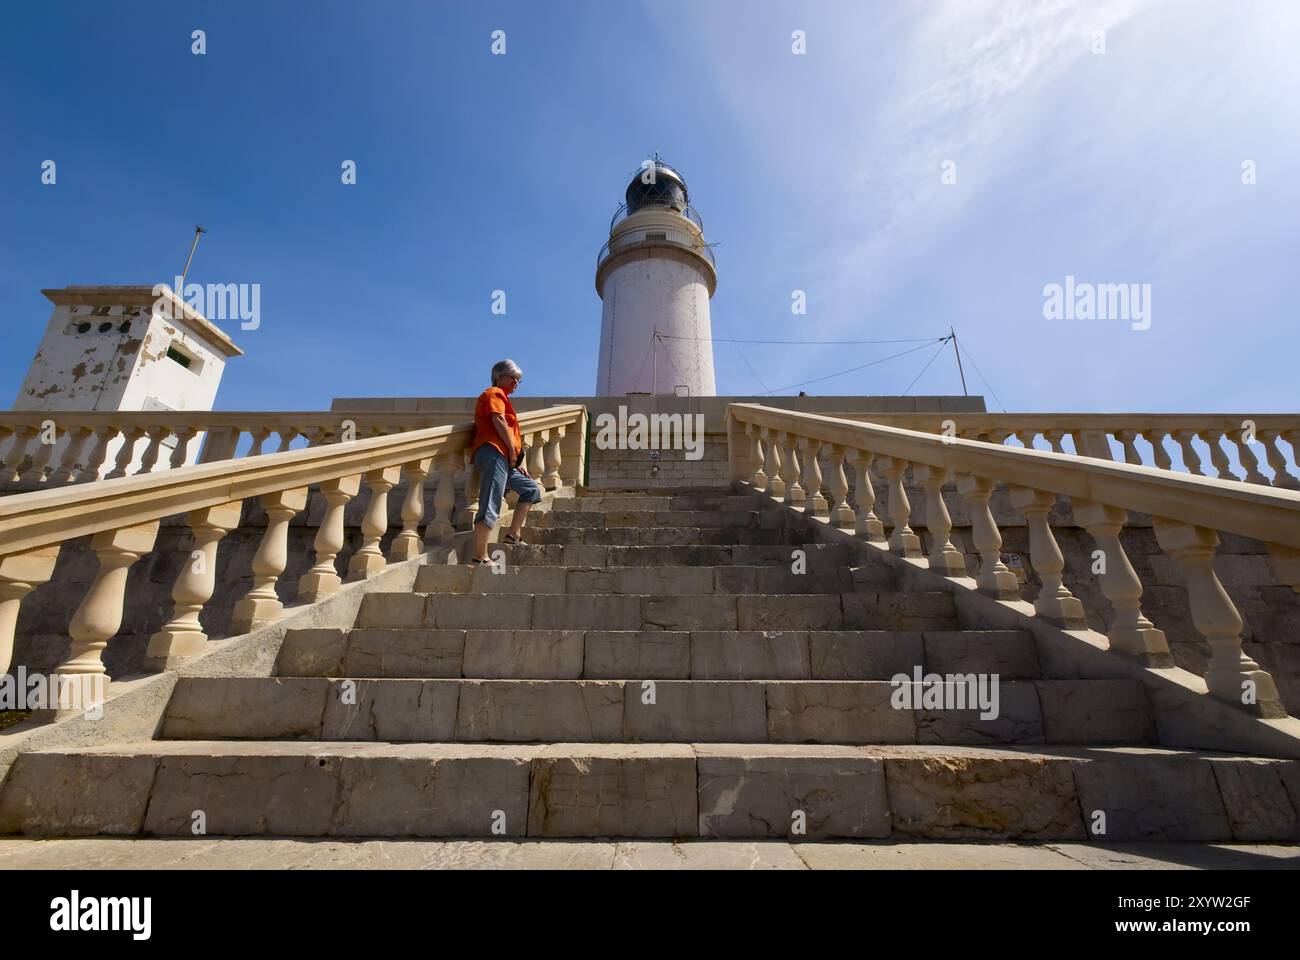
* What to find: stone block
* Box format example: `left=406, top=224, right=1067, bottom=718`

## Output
left=808, top=631, right=924, bottom=680
left=1036, top=680, right=1154, bottom=744
left=1209, top=759, right=1299, bottom=841
left=462, top=629, right=584, bottom=679
left=624, top=680, right=767, bottom=741
left=641, top=595, right=737, bottom=630
left=689, top=631, right=811, bottom=679
left=696, top=747, right=890, bottom=839
left=738, top=595, right=842, bottom=630
left=531, top=594, right=641, bottom=630
left=321, top=679, right=459, bottom=741
left=0, top=752, right=157, bottom=836
left=767, top=681, right=915, bottom=744
left=885, top=752, right=1086, bottom=840
left=583, top=631, right=690, bottom=679
left=922, top=630, right=1039, bottom=678
left=429, top=594, right=532, bottom=629
left=276, top=628, right=348, bottom=678
left=343, top=629, right=465, bottom=678
left=162, top=677, right=327, bottom=739
left=355, top=592, right=428, bottom=629
left=1071, top=755, right=1231, bottom=840
left=527, top=746, right=697, bottom=838
left=455, top=680, right=624, bottom=741
left=916, top=680, right=1044, bottom=745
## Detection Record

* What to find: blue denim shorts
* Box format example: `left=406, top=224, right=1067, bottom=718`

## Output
left=474, top=444, right=543, bottom=529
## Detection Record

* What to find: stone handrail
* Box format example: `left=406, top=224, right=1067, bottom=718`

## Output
left=826, top=411, right=1300, bottom=488
left=0, top=404, right=588, bottom=707
left=727, top=403, right=1300, bottom=719
left=0, top=410, right=483, bottom=489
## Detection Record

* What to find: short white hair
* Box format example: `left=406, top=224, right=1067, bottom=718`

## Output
left=491, top=359, right=522, bottom=385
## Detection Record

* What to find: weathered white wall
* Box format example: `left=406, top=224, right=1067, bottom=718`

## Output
left=596, top=254, right=716, bottom=396
left=13, top=296, right=231, bottom=476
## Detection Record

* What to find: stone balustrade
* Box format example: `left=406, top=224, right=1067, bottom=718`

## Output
left=0, top=411, right=478, bottom=492
left=0, top=405, right=588, bottom=711
left=729, top=404, right=1300, bottom=719
left=829, top=413, right=1300, bottom=488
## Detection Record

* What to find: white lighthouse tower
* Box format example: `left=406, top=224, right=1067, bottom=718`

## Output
left=595, top=158, right=717, bottom=396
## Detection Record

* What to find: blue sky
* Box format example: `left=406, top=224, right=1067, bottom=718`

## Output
left=2, top=0, right=1297, bottom=412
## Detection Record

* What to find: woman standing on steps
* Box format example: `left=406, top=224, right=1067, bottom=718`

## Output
left=470, top=359, right=544, bottom=564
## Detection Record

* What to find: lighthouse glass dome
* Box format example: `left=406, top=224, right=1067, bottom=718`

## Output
left=624, top=160, right=689, bottom=214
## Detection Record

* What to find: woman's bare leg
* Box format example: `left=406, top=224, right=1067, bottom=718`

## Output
left=473, top=521, right=491, bottom=561
left=508, top=502, right=532, bottom=539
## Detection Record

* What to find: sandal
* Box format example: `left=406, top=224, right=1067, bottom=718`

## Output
left=503, top=533, right=525, bottom=545
left=470, top=557, right=492, bottom=565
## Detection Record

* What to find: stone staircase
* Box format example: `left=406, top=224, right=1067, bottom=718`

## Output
left=2, top=489, right=1298, bottom=842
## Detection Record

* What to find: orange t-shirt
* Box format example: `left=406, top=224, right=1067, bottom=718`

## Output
left=471, top=386, right=522, bottom=460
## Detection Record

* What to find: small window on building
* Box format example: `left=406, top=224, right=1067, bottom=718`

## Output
left=118, top=320, right=131, bottom=333
left=166, top=345, right=194, bottom=370
left=92, top=305, right=112, bottom=316
left=76, top=322, right=92, bottom=334
left=97, top=322, right=113, bottom=333
left=646, top=232, right=667, bottom=241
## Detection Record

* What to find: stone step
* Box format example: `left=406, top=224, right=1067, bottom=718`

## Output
left=277, top=628, right=1038, bottom=682
left=555, top=494, right=770, bottom=512
left=476, top=542, right=857, bottom=568
left=355, top=591, right=958, bottom=632
left=532, top=509, right=765, bottom=529
left=523, top=526, right=800, bottom=546
left=155, top=676, right=1154, bottom=746
left=412, top=564, right=891, bottom=596
left=5, top=742, right=1293, bottom=841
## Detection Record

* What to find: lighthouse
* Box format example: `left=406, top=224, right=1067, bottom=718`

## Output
left=595, top=158, right=717, bottom=396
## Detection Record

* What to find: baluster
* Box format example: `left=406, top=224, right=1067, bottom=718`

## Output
left=1114, top=430, right=1142, bottom=465
left=1199, top=431, right=1238, bottom=481
left=1043, top=430, right=1067, bottom=454
left=0, top=426, right=36, bottom=483
left=1012, top=429, right=1037, bottom=450
left=247, top=428, right=272, bottom=457
left=1141, top=429, right=1173, bottom=471
left=0, top=546, right=61, bottom=675
left=458, top=449, right=480, bottom=528
left=785, top=443, right=804, bottom=506
left=1171, top=430, right=1203, bottom=476
left=77, top=426, right=116, bottom=482
left=759, top=428, right=780, bottom=498
left=169, top=427, right=197, bottom=470
left=1008, top=486, right=1086, bottom=627
left=914, top=464, right=964, bottom=575
left=1153, top=520, right=1284, bottom=716
left=879, top=457, right=921, bottom=557
left=542, top=427, right=564, bottom=490
left=1226, top=429, right=1268, bottom=485
left=1258, top=430, right=1300, bottom=489
left=799, top=438, right=827, bottom=517
left=526, top=432, right=545, bottom=481
left=746, top=424, right=767, bottom=491
left=18, top=421, right=58, bottom=485
left=850, top=450, right=885, bottom=542
left=105, top=426, right=144, bottom=479
left=957, top=474, right=1018, bottom=598
left=145, top=502, right=244, bottom=667
left=775, top=431, right=795, bottom=499
left=232, top=488, right=308, bottom=632
left=298, top=476, right=361, bottom=602
left=56, top=522, right=159, bottom=710
left=1074, top=500, right=1171, bottom=664
left=425, top=454, right=459, bottom=544
left=390, top=459, right=432, bottom=561
left=346, top=467, right=400, bottom=580
left=136, top=426, right=168, bottom=475
left=828, top=445, right=855, bottom=528
left=275, top=426, right=300, bottom=452
left=48, top=426, right=92, bottom=484
left=1284, top=431, right=1300, bottom=486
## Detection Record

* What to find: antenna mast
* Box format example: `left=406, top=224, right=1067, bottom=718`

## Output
left=178, top=225, right=207, bottom=292
left=950, top=326, right=969, bottom=396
